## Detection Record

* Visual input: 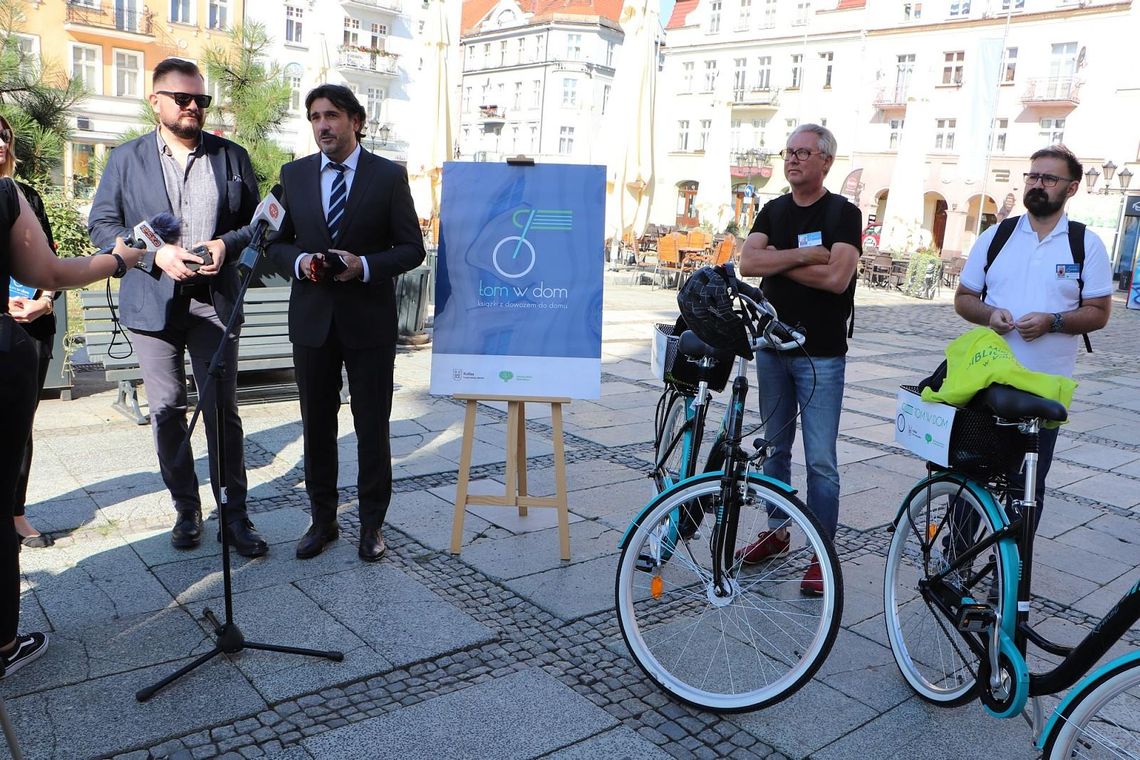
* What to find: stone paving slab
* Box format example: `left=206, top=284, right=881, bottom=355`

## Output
left=544, top=726, right=672, bottom=759
left=301, top=669, right=618, bottom=759
left=504, top=555, right=620, bottom=621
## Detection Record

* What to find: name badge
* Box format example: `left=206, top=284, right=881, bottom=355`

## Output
left=1055, top=263, right=1080, bottom=280
left=798, top=231, right=823, bottom=248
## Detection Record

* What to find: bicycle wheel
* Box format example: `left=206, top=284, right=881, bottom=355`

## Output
left=655, top=392, right=689, bottom=490
left=1045, top=659, right=1140, bottom=759
left=616, top=474, right=842, bottom=712
left=884, top=477, right=1007, bottom=705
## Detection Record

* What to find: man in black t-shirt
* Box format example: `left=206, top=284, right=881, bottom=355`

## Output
left=737, top=124, right=862, bottom=595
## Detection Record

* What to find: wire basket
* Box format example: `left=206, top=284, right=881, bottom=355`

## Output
left=652, top=322, right=733, bottom=393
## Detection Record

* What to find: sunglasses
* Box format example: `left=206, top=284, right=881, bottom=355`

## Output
left=156, top=91, right=213, bottom=109
left=0, top=128, right=11, bottom=145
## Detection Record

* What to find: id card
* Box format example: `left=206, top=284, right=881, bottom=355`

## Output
left=798, top=231, right=823, bottom=248
left=1056, top=263, right=1080, bottom=280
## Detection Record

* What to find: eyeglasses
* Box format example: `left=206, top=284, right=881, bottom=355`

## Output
left=1023, top=172, right=1077, bottom=188
left=156, top=91, right=213, bottom=109
left=779, top=148, right=824, bottom=161
left=0, top=128, right=11, bottom=145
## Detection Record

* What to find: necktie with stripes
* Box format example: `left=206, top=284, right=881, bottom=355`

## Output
left=326, top=162, right=348, bottom=240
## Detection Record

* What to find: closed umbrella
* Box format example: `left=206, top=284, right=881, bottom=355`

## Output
left=694, top=97, right=733, bottom=235
left=406, top=0, right=457, bottom=231
left=604, top=0, right=659, bottom=265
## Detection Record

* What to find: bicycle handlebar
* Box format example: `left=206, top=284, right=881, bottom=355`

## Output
left=721, top=262, right=806, bottom=352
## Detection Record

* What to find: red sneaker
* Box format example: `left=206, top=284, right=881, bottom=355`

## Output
left=735, top=530, right=790, bottom=564
left=800, top=556, right=824, bottom=596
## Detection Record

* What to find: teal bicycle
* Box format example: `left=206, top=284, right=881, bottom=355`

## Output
left=884, top=384, right=1140, bottom=758
left=616, top=264, right=843, bottom=712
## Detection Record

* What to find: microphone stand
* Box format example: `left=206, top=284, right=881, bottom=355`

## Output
left=136, top=235, right=343, bottom=703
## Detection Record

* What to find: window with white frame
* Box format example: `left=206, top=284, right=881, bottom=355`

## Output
left=677, top=120, right=690, bottom=151
left=756, top=56, right=771, bottom=89
left=793, top=0, right=810, bottom=25
left=532, top=79, right=541, bottom=107
left=991, top=117, right=1008, bottom=151
left=481, top=42, right=490, bottom=64
left=889, top=118, right=904, bottom=149
left=13, top=34, right=38, bottom=78
left=934, top=118, right=956, bottom=150
left=344, top=17, right=360, bottom=46
left=895, top=53, right=914, bottom=100
left=208, top=0, right=228, bottom=29
left=738, top=0, right=752, bottom=29
left=529, top=123, right=538, bottom=152
left=730, top=119, right=741, bottom=151
left=703, top=59, right=718, bottom=91
left=699, top=119, right=711, bottom=151
left=708, top=0, right=721, bottom=33
left=170, top=0, right=191, bottom=24
left=820, top=51, right=833, bottom=88
left=559, top=126, right=574, bottom=154
left=367, top=87, right=386, bottom=121
left=903, top=1, right=922, bottom=19
left=113, top=50, right=142, bottom=98
left=602, top=84, right=611, bottom=114
left=71, top=44, right=100, bottom=94
left=942, top=51, right=964, bottom=85
left=562, top=78, right=577, bottom=107
left=285, top=64, right=303, bottom=111
left=790, top=54, right=802, bottom=88
left=566, top=33, right=582, bottom=60
left=1039, top=117, right=1065, bottom=144
left=285, top=5, right=303, bottom=44
left=534, top=35, right=543, bottom=61
left=500, top=40, right=508, bottom=65
left=510, top=125, right=519, bottom=153
left=682, top=61, right=694, bottom=93
left=1000, top=0, right=1024, bottom=9
left=761, top=0, right=777, bottom=27
left=513, top=82, right=522, bottom=109
left=1002, top=47, right=1017, bottom=82
left=371, top=23, right=387, bottom=49
left=464, top=46, right=473, bottom=70
left=463, top=86, right=471, bottom=111
left=948, top=0, right=970, bottom=16
left=733, top=58, right=747, bottom=100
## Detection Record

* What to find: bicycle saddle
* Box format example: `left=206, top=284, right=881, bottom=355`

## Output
left=974, top=384, right=1068, bottom=423
left=678, top=330, right=724, bottom=362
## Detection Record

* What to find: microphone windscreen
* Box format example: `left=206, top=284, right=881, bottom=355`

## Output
left=150, top=212, right=182, bottom=243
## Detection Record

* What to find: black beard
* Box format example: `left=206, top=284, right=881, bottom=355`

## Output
left=163, top=115, right=202, bottom=140
left=1024, top=189, right=1064, bottom=217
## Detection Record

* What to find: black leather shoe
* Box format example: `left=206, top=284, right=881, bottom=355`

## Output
left=358, top=527, right=386, bottom=562
left=171, top=509, right=203, bottom=549
left=296, top=522, right=339, bottom=560
left=217, top=519, right=269, bottom=558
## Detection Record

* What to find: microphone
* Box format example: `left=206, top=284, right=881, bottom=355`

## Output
left=238, top=185, right=285, bottom=275
left=99, top=211, right=181, bottom=256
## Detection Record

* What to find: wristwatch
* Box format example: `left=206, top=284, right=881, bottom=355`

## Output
left=109, top=252, right=127, bottom=279
left=1049, top=312, right=1064, bottom=334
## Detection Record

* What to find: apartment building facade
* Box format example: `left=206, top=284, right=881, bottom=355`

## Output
left=16, top=0, right=245, bottom=198
left=457, top=0, right=624, bottom=163
left=657, top=0, right=1139, bottom=265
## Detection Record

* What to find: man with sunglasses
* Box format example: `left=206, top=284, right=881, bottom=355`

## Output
left=89, top=58, right=268, bottom=557
left=737, top=124, right=862, bottom=595
left=955, top=144, right=1112, bottom=533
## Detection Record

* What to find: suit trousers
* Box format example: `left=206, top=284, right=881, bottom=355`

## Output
left=0, top=317, right=39, bottom=643
left=130, top=296, right=249, bottom=525
left=294, top=320, right=395, bottom=530
left=14, top=334, right=52, bottom=517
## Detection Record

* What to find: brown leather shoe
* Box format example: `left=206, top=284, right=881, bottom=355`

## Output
left=296, top=522, right=339, bottom=559
left=358, top=527, right=386, bottom=562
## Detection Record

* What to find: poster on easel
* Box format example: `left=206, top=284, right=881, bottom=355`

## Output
left=430, top=162, right=605, bottom=398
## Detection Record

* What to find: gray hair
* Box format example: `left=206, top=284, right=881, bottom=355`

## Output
left=790, top=123, right=837, bottom=158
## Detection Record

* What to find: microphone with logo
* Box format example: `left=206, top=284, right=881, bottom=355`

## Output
left=100, top=212, right=182, bottom=272
left=237, top=185, right=285, bottom=278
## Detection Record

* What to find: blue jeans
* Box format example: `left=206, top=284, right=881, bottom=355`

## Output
left=754, top=351, right=846, bottom=540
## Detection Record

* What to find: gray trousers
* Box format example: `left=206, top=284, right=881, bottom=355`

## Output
left=130, top=295, right=248, bottom=525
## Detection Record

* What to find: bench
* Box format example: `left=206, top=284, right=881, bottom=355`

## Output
left=80, top=286, right=296, bottom=424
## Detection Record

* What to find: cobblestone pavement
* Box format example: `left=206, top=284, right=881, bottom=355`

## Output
left=3, top=278, right=1138, bottom=759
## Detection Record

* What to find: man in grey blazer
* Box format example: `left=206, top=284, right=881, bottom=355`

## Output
left=89, top=58, right=268, bottom=557
left=268, top=85, right=424, bottom=562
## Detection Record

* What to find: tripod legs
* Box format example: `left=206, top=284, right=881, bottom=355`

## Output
left=136, top=608, right=344, bottom=702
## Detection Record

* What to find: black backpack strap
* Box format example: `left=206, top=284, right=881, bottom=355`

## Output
left=981, top=216, right=1019, bottom=303
left=820, top=193, right=858, bottom=338
left=1067, top=221, right=1093, bottom=353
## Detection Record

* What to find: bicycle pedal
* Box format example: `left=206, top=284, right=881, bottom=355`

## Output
left=956, top=601, right=994, bottom=633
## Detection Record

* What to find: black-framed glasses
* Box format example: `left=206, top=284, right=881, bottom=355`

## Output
left=779, top=147, right=824, bottom=161
left=0, top=128, right=11, bottom=145
left=1023, top=172, right=1076, bottom=188
left=156, top=91, right=213, bottom=109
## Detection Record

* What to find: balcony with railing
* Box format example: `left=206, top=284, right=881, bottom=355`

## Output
left=731, top=87, right=779, bottom=108
left=873, top=87, right=908, bottom=110
left=65, top=1, right=154, bottom=37
left=342, top=0, right=403, bottom=13
left=1021, top=77, right=1081, bottom=107
left=478, top=105, right=507, bottom=125
left=336, top=47, right=399, bottom=76
left=730, top=149, right=773, bottom=179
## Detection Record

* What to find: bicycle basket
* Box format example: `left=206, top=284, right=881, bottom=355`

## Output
left=651, top=320, right=734, bottom=393
left=903, top=384, right=1028, bottom=479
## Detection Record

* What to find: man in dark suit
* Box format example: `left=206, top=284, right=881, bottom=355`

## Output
left=268, top=85, right=424, bottom=562
left=89, top=58, right=268, bottom=557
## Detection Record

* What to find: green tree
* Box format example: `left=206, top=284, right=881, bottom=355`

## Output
left=204, top=22, right=291, bottom=195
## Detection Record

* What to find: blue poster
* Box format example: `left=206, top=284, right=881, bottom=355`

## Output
left=430, top=162, right=604, bottom=398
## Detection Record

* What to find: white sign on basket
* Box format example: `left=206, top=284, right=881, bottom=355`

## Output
left=895, top=388, right=956, bottom=466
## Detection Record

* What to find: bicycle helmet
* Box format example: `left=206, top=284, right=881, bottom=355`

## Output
left=677, top=265, right=755, bottom=360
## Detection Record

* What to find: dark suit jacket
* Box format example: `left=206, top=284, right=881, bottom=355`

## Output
left=88, top=130, right=260, bottom=332
left=267, top=149, right=425, bottom=350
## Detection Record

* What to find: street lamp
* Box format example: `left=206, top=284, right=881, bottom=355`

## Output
left=367, top=118, right=391, bottom=151
left=1085, top=159, right=1135, bottom=193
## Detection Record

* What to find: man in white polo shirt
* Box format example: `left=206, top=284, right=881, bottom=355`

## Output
left=955, top=144, right=1113, bottom=531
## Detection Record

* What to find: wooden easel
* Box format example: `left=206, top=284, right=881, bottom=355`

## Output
left=450, top=394, right=571, bottom=560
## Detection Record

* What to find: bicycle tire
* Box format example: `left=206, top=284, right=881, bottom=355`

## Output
left=1043, top=658, right=1140, bottom=759
left=616, top=473, right=842, bottom=712
left=884, top=477, right=1007, bottom=706
left=655, top=391, right=691, bottom=491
